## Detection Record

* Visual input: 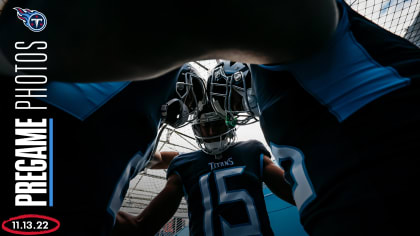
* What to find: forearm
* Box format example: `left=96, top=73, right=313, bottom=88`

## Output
left=112, top=174, right=183, bottom=235
left=148, top=151, right=179, bottom=169
left=135, top=191, right=182, bottom=235
left=113, top=203, right=179, bottom=236
left=262, top=156, right=295, bottom=205
left=112, top=211, right=139, bottom=236
left=264, top=173, right=295, bottom=206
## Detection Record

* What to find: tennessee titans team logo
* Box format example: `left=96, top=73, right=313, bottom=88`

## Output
left=13, top=7, right=47, bottom=32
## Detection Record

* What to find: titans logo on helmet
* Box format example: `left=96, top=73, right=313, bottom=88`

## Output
left=13, top=7, right=47, bottom=32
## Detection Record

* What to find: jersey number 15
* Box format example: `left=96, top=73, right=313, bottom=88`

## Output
left=199, top=167, right=262, bottom=236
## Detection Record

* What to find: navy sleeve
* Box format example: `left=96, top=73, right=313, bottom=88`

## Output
left=166, top=156, right=182, bottom=179
left=249, top=139, right=271, bottom=157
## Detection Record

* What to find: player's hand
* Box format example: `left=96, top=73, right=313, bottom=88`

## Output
left=111, top=211, right=138, bottom=236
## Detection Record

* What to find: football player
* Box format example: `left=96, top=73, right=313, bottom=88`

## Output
left=112, top=104, right=294, bottom=236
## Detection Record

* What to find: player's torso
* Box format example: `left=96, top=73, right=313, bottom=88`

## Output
left=250, top=0, right=419, bottom=227
left=170, top=142, right=274, bottom=236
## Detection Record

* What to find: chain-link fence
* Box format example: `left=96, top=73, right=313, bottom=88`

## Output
left=346, top=0, right=420, bottom=46
left=121, top=127, right=196, bottom=235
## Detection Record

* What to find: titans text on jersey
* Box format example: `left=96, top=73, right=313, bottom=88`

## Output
left=208, top=157, right=234, bottom=170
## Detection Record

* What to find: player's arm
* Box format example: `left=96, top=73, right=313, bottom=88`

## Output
left=262, top=155, right=295, bottom=205
left=147, top=151, right=179, bottom=169
left=112, top=173, right=184, bottom=236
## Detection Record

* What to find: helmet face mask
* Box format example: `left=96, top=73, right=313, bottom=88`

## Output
left=192, top=109, right=236, bottom=156
left=208, top=61, right=259, bottom=126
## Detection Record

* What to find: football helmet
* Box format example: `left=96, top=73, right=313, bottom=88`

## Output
left=162, top=64, right=207, bottom=128
left=208, top=61, right=259, bottom=126
left=192, top=104, right=236, bottom=156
